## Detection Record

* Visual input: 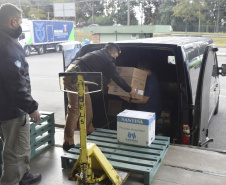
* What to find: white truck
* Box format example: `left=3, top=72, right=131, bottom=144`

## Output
left=19, top=19, right=74, bottom=56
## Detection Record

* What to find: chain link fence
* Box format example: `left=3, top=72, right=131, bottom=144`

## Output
left=172, top=23, right=226, bottom=33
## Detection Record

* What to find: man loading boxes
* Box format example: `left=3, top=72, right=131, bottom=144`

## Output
left=62, top=43, right=137, bottom=151
left=109, top=60, right=162, bottom=134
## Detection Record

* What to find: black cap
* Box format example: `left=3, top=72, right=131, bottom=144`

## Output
left=106, top=42, right=121, bottom=54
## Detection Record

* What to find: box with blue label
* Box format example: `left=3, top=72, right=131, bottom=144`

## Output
left=117, top=109, right=155, bottom=146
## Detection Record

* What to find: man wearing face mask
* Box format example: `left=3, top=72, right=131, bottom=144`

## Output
left=0, top=3, right=42, bottom=185
left=63, top=43, right=137, bottom=151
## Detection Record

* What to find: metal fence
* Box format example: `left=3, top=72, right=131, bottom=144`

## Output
left=172, top=23, right=226, bottom=33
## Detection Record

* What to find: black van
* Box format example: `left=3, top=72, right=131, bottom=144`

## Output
left=62, top=37, right=226, bottom=146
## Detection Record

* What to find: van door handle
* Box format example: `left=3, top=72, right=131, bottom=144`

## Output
left=216, top=84, right=218, bottom=87
left=199, top=137, right=214, bottom=147
left=214, top=88, right=216, bottom=91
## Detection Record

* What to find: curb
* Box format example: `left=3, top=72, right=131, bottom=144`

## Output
left=217, top=53, right=226, bottom=56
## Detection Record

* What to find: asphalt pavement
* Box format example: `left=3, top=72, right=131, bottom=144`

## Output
left=217, top=47, right=226, bottom=56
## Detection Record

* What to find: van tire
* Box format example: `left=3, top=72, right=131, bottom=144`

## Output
left=38, top=45, right=44, bottom=55
left=214, top=97, right=219, bottom=115
left=24, top=46, right=30, bottom=57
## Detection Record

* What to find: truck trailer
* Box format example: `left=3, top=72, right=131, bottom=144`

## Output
left=19, top=19, right=74, bottom=56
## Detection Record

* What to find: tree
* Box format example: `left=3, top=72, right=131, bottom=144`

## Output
left=87, top=15, right=113, bottom=25
left=173, top=0, right=197, bottom=32
left=104, top=0, right=138, bottom=26
left=203, top=0, right=226, bottom=32
left=215, top=0, right=226, bottom=32
left=26, top=0, right=53, bottom=20
left=192, top=0, right=208, bottom=32
left=118, top=0, right=138, bottom=25
left=158, top=0, right=177, bottom=25
left=142, top=1, right=154, bottom=25
left=28, top=7, right=46, bottom=19
left=151, top=0, right=162, bottom=25
left=74, top=0, right=105, bottom=24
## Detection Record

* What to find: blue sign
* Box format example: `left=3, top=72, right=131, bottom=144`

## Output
left=33, top=21, right=73, bottom=44
left=34, top=22, right=46, bottom=43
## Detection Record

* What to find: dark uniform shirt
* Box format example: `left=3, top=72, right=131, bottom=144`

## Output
left=138, top=72, right=162, bottom=118
left=72, top=48, right=131, bottom=93
left=0, top=26, right=38, bottom=121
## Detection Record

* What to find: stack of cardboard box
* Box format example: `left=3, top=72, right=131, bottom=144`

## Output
left=108, top=67, right=147, bottom=99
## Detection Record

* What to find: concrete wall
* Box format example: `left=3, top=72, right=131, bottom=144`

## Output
left=83, top=25, right=169, bottom=43
left=84, top=25, right=171, bottom=34
left=99, top=33, right=147, bottom=42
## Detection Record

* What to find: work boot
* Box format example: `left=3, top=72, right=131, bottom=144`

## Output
left=19, top=172, right=42, bottom=185
left=63, top=144, right=76, bottom=151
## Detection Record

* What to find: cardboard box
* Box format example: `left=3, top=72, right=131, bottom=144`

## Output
left=117, top=110, right=155, bottom=146
left=108, top=77, right=146, bottom=99
left=116, top=67, right=147, bottom=81
left=108, top=67, right=147, bottom=99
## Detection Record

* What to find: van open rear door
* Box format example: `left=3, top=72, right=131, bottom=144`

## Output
left=192, top=46, right=218, bottom=146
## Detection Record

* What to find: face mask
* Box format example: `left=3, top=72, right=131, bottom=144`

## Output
left=112, top=57, right=116, bottom=63
left=11, top=25, right=22, bottom=39
left=11, top=19, right=22, bottom=39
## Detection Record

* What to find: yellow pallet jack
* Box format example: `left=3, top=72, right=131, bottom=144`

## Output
left=59, top=72, right=129, bottom=185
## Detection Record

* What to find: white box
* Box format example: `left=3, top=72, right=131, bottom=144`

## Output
left=117, top=110, right=155, bottom=146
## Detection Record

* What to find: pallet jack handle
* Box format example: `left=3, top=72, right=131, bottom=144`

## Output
left=59, top=72, right=102, bottom=95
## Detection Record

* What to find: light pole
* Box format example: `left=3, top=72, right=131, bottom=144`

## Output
left=127, top=0, right=130, bottom=26
left=19, top=0, right=21, bottom=9
left=92, top=1, right=94, bottom=24
left=38, top=3, right=40, bottom=19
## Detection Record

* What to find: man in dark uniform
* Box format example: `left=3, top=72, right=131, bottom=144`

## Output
left=0, top=3, right=41, bottom=185
left=120, top=60, right=162, bottom=132
left=63, top=43, right=136, bottom=151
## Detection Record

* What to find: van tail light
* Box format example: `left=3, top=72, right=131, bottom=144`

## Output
left=182, top=124, right=190, bottom=145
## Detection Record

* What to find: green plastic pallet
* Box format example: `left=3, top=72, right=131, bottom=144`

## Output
left=61, top=128, right=170, bottom=185
left=30, top=111, right=55, bottom=159
left=30, top=134, right=55, bottom=159
left=30, top=111, right=55, bottom=136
